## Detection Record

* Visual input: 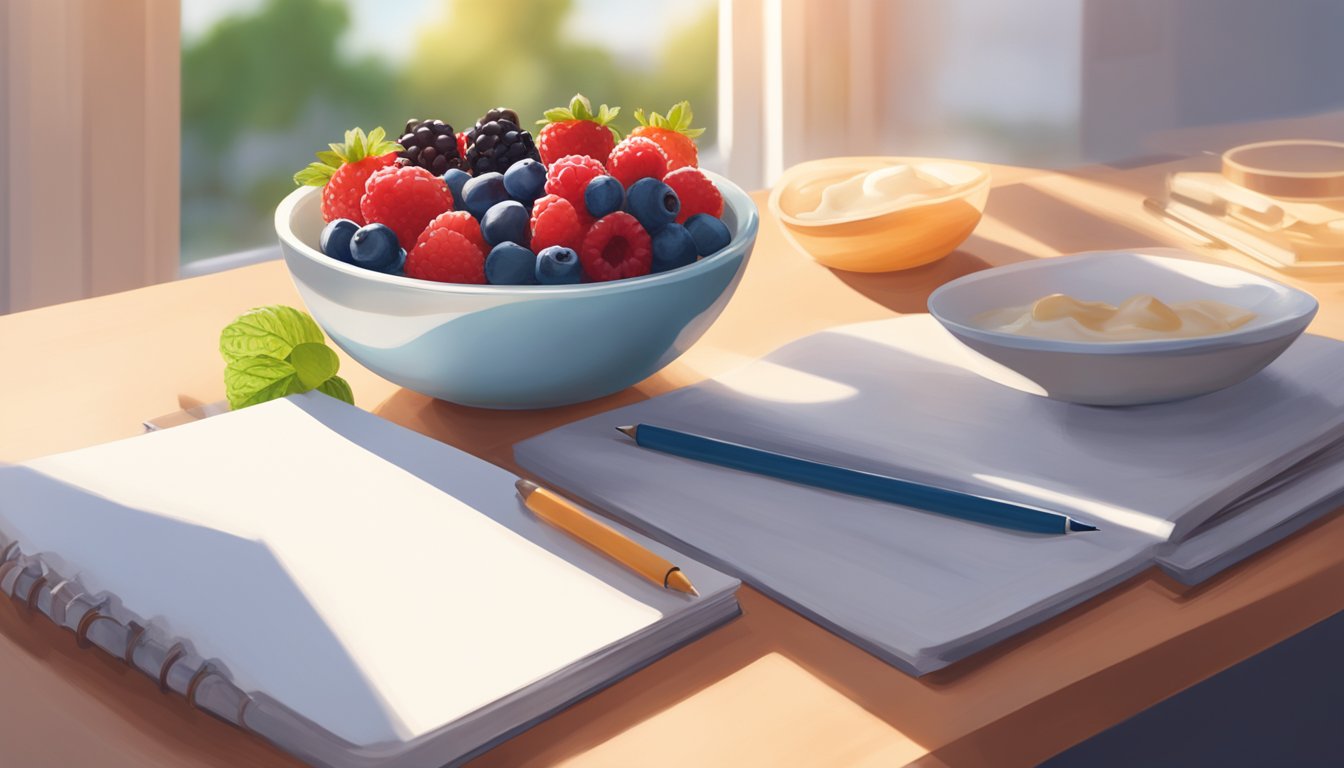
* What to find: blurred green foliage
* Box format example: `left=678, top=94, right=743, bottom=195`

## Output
left=182, top=0, right=717, bottom=264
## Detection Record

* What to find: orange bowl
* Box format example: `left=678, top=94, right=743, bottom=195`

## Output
left=769, top=156, right=991, bottom=273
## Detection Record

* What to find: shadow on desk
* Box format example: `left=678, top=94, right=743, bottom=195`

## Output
left=1042, top=608, right=1344, bottom=768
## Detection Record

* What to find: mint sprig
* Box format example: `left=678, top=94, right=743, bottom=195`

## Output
left=220, top=306, right=353, bottom=410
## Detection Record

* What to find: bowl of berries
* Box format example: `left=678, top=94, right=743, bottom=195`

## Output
left=277, top=97, right=757, bottom=409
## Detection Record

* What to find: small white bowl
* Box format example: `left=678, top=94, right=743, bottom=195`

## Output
left=927, top=250, right=1319, bottom=405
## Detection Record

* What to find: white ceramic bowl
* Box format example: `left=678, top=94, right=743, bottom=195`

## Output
left=275, top=171, right=758, bottom=409
left=927, top=250, right=1319, bottom=405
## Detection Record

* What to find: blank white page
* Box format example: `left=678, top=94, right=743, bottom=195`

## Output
left=11, top=398, right=661, bottom=746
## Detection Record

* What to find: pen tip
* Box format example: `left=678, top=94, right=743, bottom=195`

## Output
left=515, top=478, right=539, bottom=497
left=615, top=425, right=637, bottom=439
left=1068, top=519, right=1098, bottom=533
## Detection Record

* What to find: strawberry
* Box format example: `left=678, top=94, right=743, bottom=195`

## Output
left=293, top=127, right=403, bottom=224
left=536, top=93, right=621, bottom=167
left=629, top=101, right=704, bottom=172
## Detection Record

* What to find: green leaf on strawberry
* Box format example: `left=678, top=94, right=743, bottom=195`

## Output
left=293, top=126, right=403, bottom=187
left=634, top=101, right=706, bottom=139
left=538, top=93, right=622, bottom=142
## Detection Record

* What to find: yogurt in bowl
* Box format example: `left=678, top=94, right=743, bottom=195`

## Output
left=770, top=156, right=990, bottom=273
left=927, top=249, right=1319, bottom=405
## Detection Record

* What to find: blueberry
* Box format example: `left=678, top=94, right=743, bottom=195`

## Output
left=535, top=246, right=583, bottom=285
left=349, top=223, right=404, bottom=272
left=481, top=200, right=531, bottom=247
left=584, top=175, right=624, bottom=219
left=650, top=223, right=697, bottom=273
left=503, top=158, right=547, bottom=205
left=684, top=213, right=732, bottom=256
left=442, top=168, right=471, bottom=210
left=485, top=242, right=537, bottom=285
left=319, top=218, right=359, bottom=263
left=462, top=172, right=509, bottom=219
left=625, top=177, right=680, bottom=233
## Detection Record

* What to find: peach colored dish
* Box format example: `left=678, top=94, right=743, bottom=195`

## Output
left=769, top=156, right=990, bottom=273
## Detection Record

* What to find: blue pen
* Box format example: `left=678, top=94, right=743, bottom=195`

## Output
left=616, top=424, right=1098, bottom=535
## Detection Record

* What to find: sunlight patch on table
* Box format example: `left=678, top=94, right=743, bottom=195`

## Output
left=558, top=653, right=926, bottom=768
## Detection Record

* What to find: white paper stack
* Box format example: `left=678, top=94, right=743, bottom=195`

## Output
left=514, top=315, right=1344, bottom=676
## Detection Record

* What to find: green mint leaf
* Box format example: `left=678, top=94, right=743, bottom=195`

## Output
left=224, top=357, right=298, bottom=410
left=289, top=342, right=340, bottom=389
left=316, top=375, right=355, bottom=405
left=220, top=305, right=325, bottom=363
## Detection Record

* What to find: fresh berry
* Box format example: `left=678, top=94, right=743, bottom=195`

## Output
left=457, top=131, right=469, bottom=159
left=685, top=213, right=732, bottom=256
left=535, top=246, right=583, bottom=285
left=462, top=172, right=509, bottom=219
left=503, top=158, right=547, bottom=205
left=625, top=177, right=680, bottom=233
left=481, top=201, right=530, bottom=247
left=650, top=223, right=697, bottom=273
left=607, top=136, right=669, bottom=187
left=629, top=101, right=703, bottom=171
left=662, top=167, right=723, bottom=223
left=485, top=242, right=537, bottom=285
left=293, top=127, right=402, bottom=225
left=420, top=210, right=488, bottom=254
left=537, top=93, right=620, bottom=167
left=349, top=223, right=405, bottom=273
left=320, top=218, right=359, bottom=263
left=360, top=165, right=454, bottom=250
left=443, top=168, right=471, bottom=209
left=406, top=226, right=485, bottom=284
left=530, top=193, right=586, bottom=253
left=584, top=175, right=624, bottom=219
left=580, top=212, right=652, bottom=282
left=397, top=118, right=467, bottom=175
left=464, top=107, right=540, bottom=176
left=544, top=154, right=607, bottom=210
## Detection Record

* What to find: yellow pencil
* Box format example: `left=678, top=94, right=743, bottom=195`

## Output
left=514, top=479, right=698, bottom=596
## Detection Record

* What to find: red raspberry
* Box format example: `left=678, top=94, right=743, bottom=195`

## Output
left=531, top=194, right=586, bottom=252
left=406, top=227, right=485, bottom=284
left=580, top=212, right=652, bottom=282
left=607, top=136, right=669, bottom=188
left=360, top=166, right=454, bottom=250
left=456, top=131, right=469, bottom=159
left=419, top=210, right=487, bottom=254
left=544, top=154, right=607, bottom=209
left=663, top=167, right=723, bottom=224
left=322, top=152, right=397, bottom=224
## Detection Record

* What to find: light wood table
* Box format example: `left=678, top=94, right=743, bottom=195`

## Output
left=2, top=162, right=1342, bottom=768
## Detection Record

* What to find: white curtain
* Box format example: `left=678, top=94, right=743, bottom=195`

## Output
left=0, top=0, right=179, bottom=315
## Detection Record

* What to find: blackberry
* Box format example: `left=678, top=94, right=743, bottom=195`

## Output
left=464, top=108, right=540, bottom=176
left=397, top=118, right=466, bottom=176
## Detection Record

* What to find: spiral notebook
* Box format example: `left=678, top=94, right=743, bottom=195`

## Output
left=514, top=314, right=1344, bottom=676
left=0, top=393, right=740, bottom=768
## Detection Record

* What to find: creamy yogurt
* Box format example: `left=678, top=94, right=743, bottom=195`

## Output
left=975, top=293, right=1256, bottom=341
left=796, top=162, right=981, bottom=221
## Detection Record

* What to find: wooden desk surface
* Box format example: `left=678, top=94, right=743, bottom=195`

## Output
left=2, top=161, right=1343, bottom=768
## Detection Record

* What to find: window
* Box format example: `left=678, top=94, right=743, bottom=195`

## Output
left=180, top=0, right=718, bottom=266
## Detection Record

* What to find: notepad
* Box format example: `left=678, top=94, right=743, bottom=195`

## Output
left=514, top=314, right=1344, bottom=676
left=0, top=394, right=739, bottom=767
